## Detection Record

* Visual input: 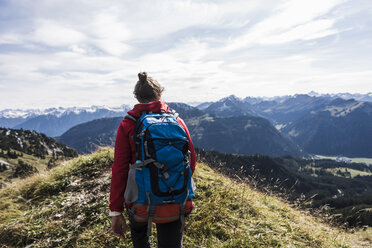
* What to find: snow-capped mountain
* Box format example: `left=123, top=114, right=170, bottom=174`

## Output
left=0, top=105, right=129, bottom=119
left=0, top=105, right=130, bottom=137
left=197, top=93, right=372, bottom=157
left=307, top=91, right=372, bottom=102
left=203, top=95, right=259, bottom=117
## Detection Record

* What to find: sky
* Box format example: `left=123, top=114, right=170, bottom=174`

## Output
left=0, top=0, right=372, bottom=109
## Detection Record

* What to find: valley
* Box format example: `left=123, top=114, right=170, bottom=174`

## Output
left=315, top=155, right=372, bottom=166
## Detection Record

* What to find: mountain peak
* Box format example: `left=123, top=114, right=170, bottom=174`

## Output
left=218, top=94, right=240, bottom=103
left=0, top=105, right=130, bottom=119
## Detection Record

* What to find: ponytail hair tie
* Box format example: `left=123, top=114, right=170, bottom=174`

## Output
left=138, top=72, right=148, bottom=83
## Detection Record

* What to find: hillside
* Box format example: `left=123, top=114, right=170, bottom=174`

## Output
left=197, top=149, right=372, bottom=227
left=0, top=128, right=78, bottom=187
left=167, top=102, right=205, bottom=119
left=255, top=94, right=332, bottom=125
left=186, top=115, right=302, bottom=157
left=282, top=98, right=372, bottom=157
left=0, top=148, right=370, bottom=247
left=58, top=117, right=122, bottom=154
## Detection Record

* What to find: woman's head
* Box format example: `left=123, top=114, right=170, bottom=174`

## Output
left=133, top=72, right=164, bottom=103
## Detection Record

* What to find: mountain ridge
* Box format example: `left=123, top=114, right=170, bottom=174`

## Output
left=2, top=92, right=372, bottom=158
left=0, top=127, right=78, bottom=187
left=282, top=98, right=372, bottom=157
left=198, top=95, right=372, bottom=158
left=58, top=103, right=301, bottom=156
left=0, top=105, right=130, bottom=137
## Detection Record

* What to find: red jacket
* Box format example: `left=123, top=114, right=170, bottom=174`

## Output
left=109, top=101, right=196, bottom=212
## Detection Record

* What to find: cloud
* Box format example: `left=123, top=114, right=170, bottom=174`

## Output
left=260, top=19, right=338, bottom=44
left=33, top=20, right=86, bottom=47
left=0, top=0, right=371, bottom=109
left=225, top=0, right=346, bottom=50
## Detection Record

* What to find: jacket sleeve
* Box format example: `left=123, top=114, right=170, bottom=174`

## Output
left=177, top=118, right=196, bottom=174
left=109, top=121, right=131, bottom=212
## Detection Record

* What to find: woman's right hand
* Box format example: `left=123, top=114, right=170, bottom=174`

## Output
left=111, top=214, right=127, bottom=238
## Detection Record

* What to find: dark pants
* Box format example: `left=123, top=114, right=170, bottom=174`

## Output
left=128, top=213, right=183, bottom=248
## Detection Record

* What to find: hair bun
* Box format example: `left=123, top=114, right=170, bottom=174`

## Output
left=138, top=72, right=148, bottom=83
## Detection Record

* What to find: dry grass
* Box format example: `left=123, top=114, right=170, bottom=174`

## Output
left=0, top=148, right=370, bottom=247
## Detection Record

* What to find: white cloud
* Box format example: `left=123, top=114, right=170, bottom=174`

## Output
left=261, top=19, right=338, bottom=44
left=33, top=20, right=86, bottom=47
left=69, top=45, right=87, bottom=54
left=0, top=33, right=22, bottom=45
left=226, top=0, right=346, bottom=50
left=0, top=0, right=371, bottom=109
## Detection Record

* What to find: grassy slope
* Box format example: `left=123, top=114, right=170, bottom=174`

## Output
left=0, top=148, right=370, bottom=247
left=0, top=148, right=55, bottom=185
left=316, top=155, right=372, bottom=166
left=325, top=168, right=372, bottom=178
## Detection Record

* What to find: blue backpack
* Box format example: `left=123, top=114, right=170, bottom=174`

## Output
left=124, top=110, right=195, bottom=235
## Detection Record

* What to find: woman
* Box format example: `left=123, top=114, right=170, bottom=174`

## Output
left=109, top=72, right=196, bottom=248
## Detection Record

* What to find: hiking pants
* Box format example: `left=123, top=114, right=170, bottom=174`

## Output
left=128, top=212, right=183, bottom=248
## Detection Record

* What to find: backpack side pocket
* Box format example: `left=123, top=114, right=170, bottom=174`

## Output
left=124, top=166, right=139, bottom=203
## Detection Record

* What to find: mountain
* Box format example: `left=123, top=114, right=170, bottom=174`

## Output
left=199, top=93, right=372, bottom=125
left=186, top=115, right=302, bottom=157
left=254, top=94, right=333, bottom=125
left=59, top=103, right=302, bottom=156
left=282, top=98, right=372, bottom=157
left=0, top=108, right=41, bottom=129
left=7, top=92, right=372, bottom=158
left=203, top=95, right=258, bottom=117
left=198, top=94, right=372, bottom=157
left=0, top=127, right=78, bottom=186
left=0, top=117, right=28, bottom=129
left=200, top=94, right=333, bottom=124
left=0, top=148, right=368, bottom=247
left=195, top=101, right=213, bottom=110
left=167, top=102, right=205, bottom=119
left=58, top=117, right=122, bottom=154
left=0, top=127, right=77, bottom=157
left=58, top=103, right=205, bottom=153
left=308, top=91, right=372, bottom=102
left=0, top=105, right=130, bottom=137
left=242, top=96, right=265, bottom=104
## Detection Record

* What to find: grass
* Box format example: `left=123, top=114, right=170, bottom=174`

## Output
left=355, top=227, right=372, bottom=243
left=315, top=155, right=372, bottom=166
left=0, top=148, right=370, bottom=247
left=325, top=167, right=372, bottom=178
left=0, top=148, right=58, bottom=186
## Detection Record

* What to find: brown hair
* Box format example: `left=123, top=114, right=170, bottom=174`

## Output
left=133, top=72, right=164, bottom=103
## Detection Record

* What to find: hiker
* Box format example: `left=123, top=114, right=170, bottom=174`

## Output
left=109, top=72, right=196, bottom=248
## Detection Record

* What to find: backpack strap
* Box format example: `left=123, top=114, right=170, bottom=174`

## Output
left=179, top=189, right=190, bottom=233
left=129, top=159, right=155, bottom=169
left=168, top=108, right=179, bottom=119
left=124, top=114, right=137, bottom=122
left=126, top=109, right=178, bottom=121
left=146, top=192, right=156, bottom=236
